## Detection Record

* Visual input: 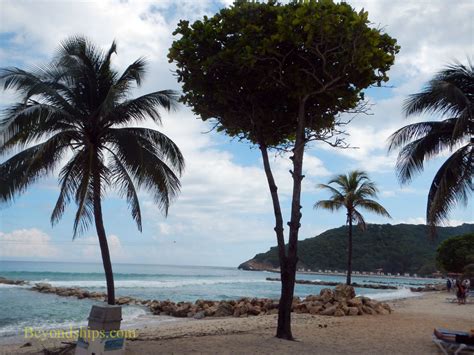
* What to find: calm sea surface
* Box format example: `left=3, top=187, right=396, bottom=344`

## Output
left=0, top=260, right=441, bottom=339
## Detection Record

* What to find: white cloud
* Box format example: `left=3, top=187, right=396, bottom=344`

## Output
left=79, top=234, right=126, bottom=261
left=0, top=228, right=59, bottom=258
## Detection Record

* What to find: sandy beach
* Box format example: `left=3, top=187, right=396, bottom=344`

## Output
left=1, top=291, right=472, bottom=355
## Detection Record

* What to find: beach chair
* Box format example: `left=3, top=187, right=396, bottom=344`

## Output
left=432, top=328, right=474, bottom=355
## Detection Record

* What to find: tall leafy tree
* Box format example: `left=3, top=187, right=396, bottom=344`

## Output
left=0, top=36, right=184, bottom=305
left=388, top=61, right=473, bottom=231
left=169, top=0, right=398, bottom=339
left=314, top=170, right=391, bottom=285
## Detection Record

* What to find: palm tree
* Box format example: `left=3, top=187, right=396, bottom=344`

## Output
left=314, top=171, right=391, bottom=285
left=0, top=36, right=184, bottom=305
left=388, top=61, right=473, bottom=232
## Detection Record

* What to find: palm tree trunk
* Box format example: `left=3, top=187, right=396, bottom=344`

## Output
left=346, top=212, right=353, bottom=285
left=93, top=167, right=115, bottom=305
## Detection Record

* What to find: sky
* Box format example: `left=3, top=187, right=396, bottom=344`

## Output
left=0, top=0, right=473, bottom=267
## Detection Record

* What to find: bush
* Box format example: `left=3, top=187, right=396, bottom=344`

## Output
left=436, top=233, right=474, bottom=273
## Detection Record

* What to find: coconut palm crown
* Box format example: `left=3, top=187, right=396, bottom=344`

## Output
left=0, top=36, right=185, bottom=304
left=388, top=61, right=473, bottom=231
left=314, top=170, right=391, bottom=285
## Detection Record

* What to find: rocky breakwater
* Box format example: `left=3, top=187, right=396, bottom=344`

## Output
left=31, top=282, right=108, bottom=301
left=266, top=277, right=398, bottom=290
left=409, top=283, right=446, bottom=292
left=0, top=276, right=28, bottom=285
left=147, top=284, right=392, bottom=318
left=28, top=281, right=392, bottom=319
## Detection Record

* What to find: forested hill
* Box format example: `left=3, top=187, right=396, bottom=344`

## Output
left=239, top=223, right=474, bottom=275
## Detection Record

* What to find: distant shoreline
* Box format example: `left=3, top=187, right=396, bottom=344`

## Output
left=250, top=268, right=443, bottom=282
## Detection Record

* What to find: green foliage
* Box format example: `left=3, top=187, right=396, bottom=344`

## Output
left=315, top=170, right=391, bottom=227
left=417, top=262, right=437, bottom=276
left=436, top=233, right=474, bottom=273
left=248, top=223, right=474, bottom=274
left=0, top=36, right=184, bottom=236
left=169, top=0, right=399, bottom=147
left=463, top=263, right=474, bottom=277
left=388, top=62, right=473, bottom=228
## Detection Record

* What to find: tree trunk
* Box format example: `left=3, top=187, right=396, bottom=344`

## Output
left=93, top=165, right=115, bottom=305
left=346, top=212, right=353, bottom=286
left=258, top=143, right=292, bottom=339
left=277, top=98, right=307, bottom=340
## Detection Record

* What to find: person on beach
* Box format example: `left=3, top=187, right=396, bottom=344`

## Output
left=433, top=329, right=474, bottom=345
left=462, top=278, right=470, bottom=291
left=447, top=279, right=452, bottom=292
left=456, top=280, right=466, bottom=304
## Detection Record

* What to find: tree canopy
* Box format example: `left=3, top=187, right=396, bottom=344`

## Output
left=169, top=0, right=399, bottom=147
left=436, top=233, right=474, bottom=273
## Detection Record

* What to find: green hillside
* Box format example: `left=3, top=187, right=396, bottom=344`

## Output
left=241, top=223, right=474, bottom=275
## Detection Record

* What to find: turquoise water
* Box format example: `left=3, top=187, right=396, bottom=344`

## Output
left=0, top=260, right=440, bottom=339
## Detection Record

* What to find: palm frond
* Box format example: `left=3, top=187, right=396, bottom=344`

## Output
left=404, top=62, right=474, bottom=117
left=393, top=122, right=460, bottom=184
left=426, top=143, right=472, bottom=228
left=356, top=199, right=392, bottom=218
left=1, top=103, right=76, bottom=154
left=107, top=151, right=142, bottom=231
left=106, top=90, right=179, bottom=126
left=313, top=199, right=343, bottom=211
left=352, top=209, right=367, bottom=230
left=51, top=150, right=85, bottom=225
left=0, top=132, right=72, bottom=204
left=106, top=127, right=184, bottom=175
left=107, top=128, right=181, bottom=215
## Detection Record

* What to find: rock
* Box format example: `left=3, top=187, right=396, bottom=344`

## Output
left=305, top=295, right=322, bottom=302
left=215, top=302, right=234, bottom=317
left=334, top=284, right=356, bottom=300
left=308, top=305, right=323, bottom=315
left=347, top=298, right=363, bottom=307
left=334, top=309, right=345, bottom=317
left=0, top=277, right=28, bottom=286
left=362, top=305, right=377, bottom=315
left=320, top=288, right=335, bottom=303
left=204, top=306, right=217, bottom=317
left=193, top=311, right=206, bottom=319
left=382, top=303, right=392, bottom=313
left=347, top=307, right=359, bottom=316
left=34, top=282, right=52, bottom=291
left=172, top=304, right=191, bottom=317
left=374, top=305, right=389, bottom=315
left=248, top=305, right=261, bottom=316
left=116, top=297, right=131, bottom=305
left=320, top=305, right=338, bottom=316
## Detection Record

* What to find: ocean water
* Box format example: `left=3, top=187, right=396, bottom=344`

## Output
left=0, top=260, right=441, bottom=340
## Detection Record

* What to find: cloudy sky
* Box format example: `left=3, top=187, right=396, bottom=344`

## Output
left=0, top=0, right=472, bottom=267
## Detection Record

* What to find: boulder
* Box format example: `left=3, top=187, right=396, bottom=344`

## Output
left=215, top=302, right=234, bottom=317
left=172, top=305, right=190, bottom=318
left=334, top=284, right=356, bottom=300
left=320, top=305, right=338, bottom=316
left=347, top=307, right=359, bottom=316
left=34, top=282, right=52, bottom=291
left=362, top=305, right=377, bottom=315
left=193, top=311, right=206, bottom=319
left=308, top=305, right=323, bottom=315
left=347, top=297, right=363, bottom=307
left=320, top=289, right=335, bottom=303
left=248, top=305, right=261, bottom=316
left=334, top=309, right=345, bottom=317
